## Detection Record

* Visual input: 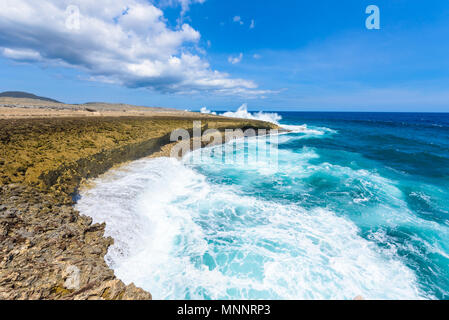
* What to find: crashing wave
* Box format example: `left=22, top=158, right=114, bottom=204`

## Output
left=200, top=107, right=217, bottom=115
left=76, top=145, right=427, bottom=300
left=221, top=104, right=282, bottom=125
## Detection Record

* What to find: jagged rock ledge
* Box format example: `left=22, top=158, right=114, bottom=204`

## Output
left=0, top=113, right=278, bottom=300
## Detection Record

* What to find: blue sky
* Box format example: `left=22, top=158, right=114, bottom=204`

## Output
left=0, top=0, right=448, bottom=111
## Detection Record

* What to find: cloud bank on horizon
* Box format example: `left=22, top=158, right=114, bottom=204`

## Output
left=0, top=0, right=270, bottom=97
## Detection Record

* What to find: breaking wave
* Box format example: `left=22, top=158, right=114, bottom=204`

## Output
left=220, top=104, right=282, bottom=125
left=76, top=134, right=429, bottom=300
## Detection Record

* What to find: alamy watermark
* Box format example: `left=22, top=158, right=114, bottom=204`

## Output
left=63, top=265, right=80, bottom=290
left=65, top=5, right=80, bottom=30
left=64, top=4, right=380, bottom=32
left=366, top=5, right=380, bottom=30
left=170, top=121, right=280, bottom=170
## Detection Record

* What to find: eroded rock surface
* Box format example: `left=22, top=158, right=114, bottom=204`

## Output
left=0, top=184, right=151, bottom=300
left=0, top=114, right=277, bottom=300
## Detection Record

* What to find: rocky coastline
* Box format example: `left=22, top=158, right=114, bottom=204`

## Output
left=0, top=105, right=277, bottom=300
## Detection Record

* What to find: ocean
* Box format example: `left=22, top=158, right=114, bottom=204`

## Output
left=76, top=110, right=449, bottom=300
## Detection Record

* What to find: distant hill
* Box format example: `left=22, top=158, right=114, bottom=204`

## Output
left=0, top=91, right=62, bottom=103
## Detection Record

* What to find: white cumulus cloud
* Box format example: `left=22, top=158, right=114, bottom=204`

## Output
left=250, top=19, right=255, bottom=29
left=233, top=16, right=244, bottom=25
left=228, top=53, right=243, bottom=64
left=0, top=0, right=268, bottom=96
left=159, top=0, right=206, bottom=17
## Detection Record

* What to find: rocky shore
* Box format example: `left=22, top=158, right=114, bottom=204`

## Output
left=0, top=102, right=277, bottom=300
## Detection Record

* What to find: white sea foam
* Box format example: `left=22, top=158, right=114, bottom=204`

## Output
left=221, top=104, right=282, bottom=125
left=76, top=145, right=428, bottom=299
left=200, top=107, right=217, bottom=115
left=282, top=124, right=337, bottom=135
left=200, top=105, right=339, bottom=143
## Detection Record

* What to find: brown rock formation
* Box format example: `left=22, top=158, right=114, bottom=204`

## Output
left=0, top=107, right=277, bottom=300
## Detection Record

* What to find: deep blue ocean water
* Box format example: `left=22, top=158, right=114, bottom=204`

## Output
left=77, top=111, right=449, bottom=300
left=274, top=112, right=449, bottom=299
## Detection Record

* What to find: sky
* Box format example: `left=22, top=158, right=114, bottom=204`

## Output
left=0, top=0, right=448, bottom=112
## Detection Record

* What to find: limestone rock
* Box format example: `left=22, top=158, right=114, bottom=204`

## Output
left=0, top=184, right=151, bottom=300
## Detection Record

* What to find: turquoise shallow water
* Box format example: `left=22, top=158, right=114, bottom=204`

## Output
left=76, top=112, right=449, bottom=300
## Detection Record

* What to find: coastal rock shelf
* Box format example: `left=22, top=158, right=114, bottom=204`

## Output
left=0, top=183, right=151, bottom=300
left=0, top=112, right=277, bottom=300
